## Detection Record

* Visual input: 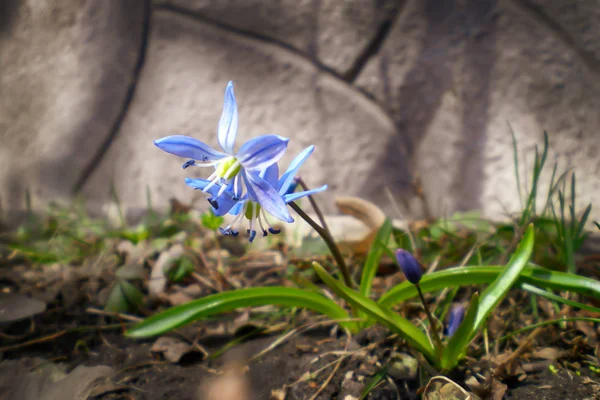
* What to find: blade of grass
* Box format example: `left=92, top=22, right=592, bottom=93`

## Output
left=378, top=264, right=600, bottom=308
left=520, top=283, right=600, bottom=314
left=312, top=262, right=437, bottom=363
left=471, top=225, right=534, bottom=337
left=126, top=287, right=353, bottom=338
left=360, top=219, right=392, bottom=297
left=360, top=366, right=389, bottom=400
left=359, top=219, right=392, bottom=327
left=509, top=121, right=524, bottom=210
left=501, top=316, right=600, bottom=341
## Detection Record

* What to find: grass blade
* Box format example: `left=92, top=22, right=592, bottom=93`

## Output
left=378, top=264, right=600, bottom=308
left=312, top=262, right=437, bottom=363
left=359, top=366, right=388, bottom=400
left=520, top=283, right=600, bottom=314
left=470, top=225, right=534, bottom=337
left=359, top=219, right=392, bottom=328
left=360, top=219, right=392, bottom=298
left=508, top=121, right=524, bottom=209
left=441, top=293, right=479, bottom=370
left=126, top=287, right=353, bottom=338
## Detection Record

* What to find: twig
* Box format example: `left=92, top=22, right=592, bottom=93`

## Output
left=86, top=307, right=143, bottom=322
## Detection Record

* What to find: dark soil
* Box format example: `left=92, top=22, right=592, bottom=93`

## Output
left=2, top=302, right=599, bottom=400
left=1, top=240, right=600, bottom=399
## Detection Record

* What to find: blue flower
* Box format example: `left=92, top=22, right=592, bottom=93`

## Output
left=395, top=249, right=422, bottom=284
left=445, top=305, right=465, bottom=337
left=154, top=81, right=291, bottom=222
left=186, top=146, right=327, bottom=242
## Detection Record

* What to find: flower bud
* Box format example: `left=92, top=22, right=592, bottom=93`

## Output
left=395, top=249, right=422, bottom=284
left=445, top=305, right=465, bottom=337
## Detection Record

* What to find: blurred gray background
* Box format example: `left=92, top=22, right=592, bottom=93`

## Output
left=1, top=0, right=599, bottom=223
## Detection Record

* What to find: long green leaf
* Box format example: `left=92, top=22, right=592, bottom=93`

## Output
left=359, top=219, right=392, bottom=328
left=378, top=264, right=600, bottom=308
left=360, top=219, right=392, bottom=298
left=441, top=293, right=479, bottom=370
left=520, top=283, right=600, bottom=314
left=312, top=262, right=437, bottom=363
left=471, top=224, right=535, bottom=338
left=126, top=287, right=353, bottom=338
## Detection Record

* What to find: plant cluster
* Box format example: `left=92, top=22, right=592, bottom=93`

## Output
left=125, top=81, right=600, bottom=377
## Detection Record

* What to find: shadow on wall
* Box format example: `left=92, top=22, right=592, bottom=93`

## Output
left=365, top=0, right=498, bottom=216
left=0, top=0, right=19, bottom=36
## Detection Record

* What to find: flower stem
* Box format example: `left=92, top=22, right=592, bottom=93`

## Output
left=289, top=202, right=354, bottom=289
left=296, top=177, right=332, bottom=236
left=415, top=283, right=444, bottom=360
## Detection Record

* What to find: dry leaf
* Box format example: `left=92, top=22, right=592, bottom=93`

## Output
left=335, top=197, right=386, bottom=254
left=532, top=347, right=567, bottom=361
left=270, top=387, right=287, bottom=400
left=424, top=376, right=477, bottom=400
left=149, top=244, right=184, bottom=299
left=150, top=336, right=202, bottom=363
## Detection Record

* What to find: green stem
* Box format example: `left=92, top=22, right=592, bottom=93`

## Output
left=296, top=177, right=332, bottom=236
left=416, top=283, right=444, bottom=360
left=290, top=202, right=354, bottom=289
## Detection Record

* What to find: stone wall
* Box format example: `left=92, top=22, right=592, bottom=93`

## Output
left=1, top=0, right=599, bottom=224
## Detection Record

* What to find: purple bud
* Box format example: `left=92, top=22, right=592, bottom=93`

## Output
left=395, top=249, right=422, bottom=284
left=445, top=305, right=465, bottom=337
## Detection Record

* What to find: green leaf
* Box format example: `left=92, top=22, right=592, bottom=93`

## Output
left=359, top=219, right=392, bottom=326
left=312, top=262, right=437, bottom=363
left=595, top=221, right=600, bottom=231
left=520, top=283, right=600, bottom=314
left=378, top=264, right=600, bottom=309
left=201, top=209, right=224, bottom=231
left=105, top=280, right=143, bottom=313
left=360, top=366, right=388, bottom=400
left=471, top=224, right=535, bottom=339
left=441, top=293, right=479, bottom=370
left=126, top=286, right=353, bottom=338
left=167, top=257, right=194, bottom=282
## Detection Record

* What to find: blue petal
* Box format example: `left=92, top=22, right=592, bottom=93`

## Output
left=155, top=136, right=227, bottom=161
left=229, top=200, right=246, bottom=216
left=184, top=178, right=240, bottom=216
left=237, top=135, right=289, bottom=171
left=244, top=172, right=293, bottom=223
left=217, top=81, right=238, bottom=154
left=278, top=145, right=314, bottom=195
left=283, top=185, right=327, bottom=203
left=261, top=164, right=279, bottom=188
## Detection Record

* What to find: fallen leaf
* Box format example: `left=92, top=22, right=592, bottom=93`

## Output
left=490, top=379, right=507, bottom=400
left=335, top=197, right=386, bottom=254
left=270, top=387, right=287, bottom=400
left=532, top=347, right=568, bottom=361
left=424, top=376, right=477, bottom=400
left=150, top=336, right=203, bottom=363
left=0, top=358, right=120, bottom=400
left=149, top=244, right=184, bottom=299
left=0, top=293, right=46, bottom=324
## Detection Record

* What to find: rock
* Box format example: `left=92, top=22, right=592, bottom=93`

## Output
left=81, top=9, right=402, bottom=216
left=356, top=0, right=600, bottom=222
left=0, top=1, right=146, bottom=210
left=154, top=0, right=400, bottom=75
